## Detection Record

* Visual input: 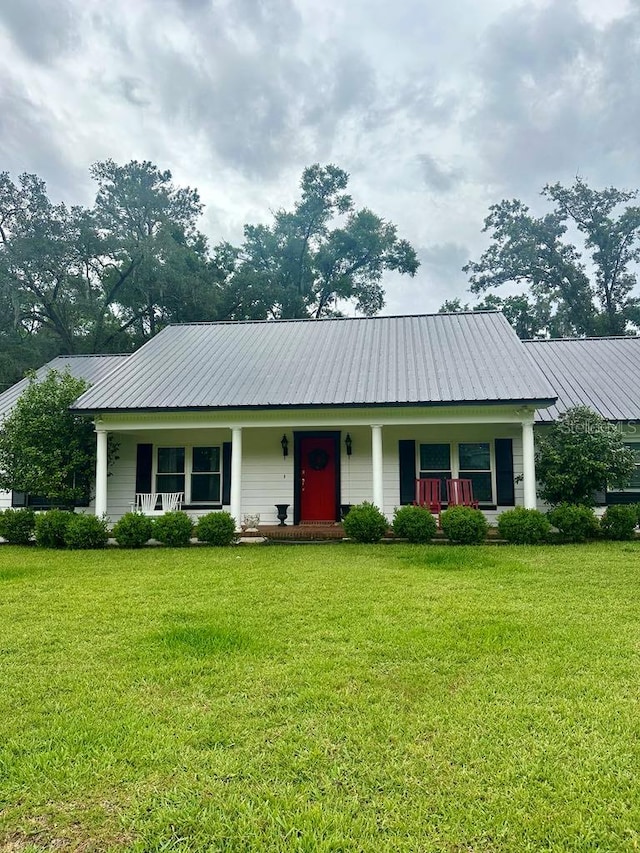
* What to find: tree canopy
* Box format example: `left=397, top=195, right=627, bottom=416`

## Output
left=443, top=179, right=640, bottom=338
left=0, top=161, right=418, bottom=390
left=215, top=164, right=419, bottom=319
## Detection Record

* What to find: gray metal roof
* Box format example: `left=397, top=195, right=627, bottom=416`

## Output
left=0, top=354, right=130, bottom=421
left=524, top=337, right=640, bottom=422
left=72, top=313, right=557, bottom=412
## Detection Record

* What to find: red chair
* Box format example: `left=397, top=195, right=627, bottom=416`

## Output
left=414, top=478, right=442, bottom=519
left=446, top=478, right=479, bottom=509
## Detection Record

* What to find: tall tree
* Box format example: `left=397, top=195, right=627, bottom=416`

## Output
left=89, top=159, right=220, bottom=344
left=0, top=162, right=222, bottom=368
left=460, top=179, right=640, bottom=337
left=217, top=164, right=419, bottom=319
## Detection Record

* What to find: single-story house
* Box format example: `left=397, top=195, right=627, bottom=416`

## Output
left=0, top=312, right=638, bottom=525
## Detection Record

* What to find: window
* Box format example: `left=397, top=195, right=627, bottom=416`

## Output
left=156, top=447, right=185, bottom=494
left=418, top=441, right=494, bottom=504
left=419, top=443, right=451, bottom=496
left=155, top=446, right=221, bottom=504
left=191, top=446, right=221, bottom=503
left=623, top=443, right=640, bottom=490
left=459, top=442, right=493, bottom=503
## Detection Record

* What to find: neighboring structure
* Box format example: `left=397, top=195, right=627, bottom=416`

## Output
left=1, top=315, right=638, bottom=526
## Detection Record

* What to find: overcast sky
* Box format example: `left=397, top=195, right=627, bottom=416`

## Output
left=0, top=0, right=638, bottom=314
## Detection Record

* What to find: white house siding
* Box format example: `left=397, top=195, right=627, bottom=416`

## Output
left=0, top=490, right=11, bottom=511
left=102, top=419, right=526, bottom=525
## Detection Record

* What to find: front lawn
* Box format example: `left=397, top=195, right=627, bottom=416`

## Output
left=1, top=543, right=639, bottom=852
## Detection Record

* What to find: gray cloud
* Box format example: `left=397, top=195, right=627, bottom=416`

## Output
left=0, top=78, right=86, bottom=201
left=468, top=0, right=640, bottom=193
left=418, top=154, right=463, bottom=192
left=0, top=0, right=77, bottom=64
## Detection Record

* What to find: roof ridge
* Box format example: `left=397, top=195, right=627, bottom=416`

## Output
left=163, top=311, right=503, bottom=328
left=53, top=353, right=131, bottom=358
left=523, top=336, right=640, bottom=343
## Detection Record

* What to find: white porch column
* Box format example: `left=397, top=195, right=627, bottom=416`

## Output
left=371, top=424, right=384, bottom=511
left=522, top=419, right=537, bottom=509
left=230, top=427, right=243, bottom=529
left=95, top=428, right=108, bottom=518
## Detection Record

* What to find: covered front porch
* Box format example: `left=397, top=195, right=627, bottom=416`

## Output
left=93, top=405, right=538, bottom=528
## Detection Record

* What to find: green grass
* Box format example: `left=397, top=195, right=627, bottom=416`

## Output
left=1, top=543, right=640, bottom=852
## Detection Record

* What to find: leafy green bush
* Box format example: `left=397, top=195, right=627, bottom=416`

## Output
left=112, top=512, right=153, bottom=548
left=392, top=505, right=437, bottom=543
left=0, top=508, right=36, bottom=544
left=634, top=504, right=640, bottom=527
left=547, top=504, right=600, bottom=542
left=535, top=406, right=636, bottom=506
left=342, top=502, right=389, bottom=543
left=34, top=509, right=74, bottom=548
left=440, top=506, right=488, bottom=544
left=64, top=514, right=109, bottom=549
left=153, top=511, right=194, bottom=547
left=196, top=511, right=237, bottom=546
left=497, top=507, right=551, bottom=545
left=600, top=505, right=638, bottom=541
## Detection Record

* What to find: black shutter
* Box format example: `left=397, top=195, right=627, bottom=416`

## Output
left=135, top=443, right=153, bottom=494
left=222, top=442, right=232, bottom=505
left=399, top=440, right=416, bottom=505
left=495, top=438, right=515, bottom=506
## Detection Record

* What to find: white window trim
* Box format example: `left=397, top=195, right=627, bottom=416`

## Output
left=154, top=444, right=223, bottom=505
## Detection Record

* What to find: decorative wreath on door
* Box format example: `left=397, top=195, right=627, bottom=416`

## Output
left=308, top=448, right=330, bottom=470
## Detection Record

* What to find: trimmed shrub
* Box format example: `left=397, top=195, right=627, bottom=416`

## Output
left=392, top=505, right=437, bottom=543
left=0, top=508, right=36, bottom=545
left=547, top=503, right=600, bottom=543
left=600, top=505, right=638, bottom=541
left=634, top=504, right=640, bottom=527
left=35, top=509, right=74, bottom=548
left=64, top=514, right=109, bottom=549
left=342, top=502, right=389, bottom=543
left=497, top=507, right=551, bottom=545
left=153, top=511, right=194, bottom=547
left=196, top=511, right=237, bottom=546
left=440, top=506, right=488, bottom=544
left=112, top=512, right=153, bottom=548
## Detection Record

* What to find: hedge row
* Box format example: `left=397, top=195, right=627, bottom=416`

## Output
left=0, top=509, right=238, bottom=549
left=345, top=502, right=640, bottom=544
left=1, top=503, right=639, bottom=549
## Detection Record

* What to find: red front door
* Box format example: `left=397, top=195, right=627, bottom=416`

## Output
left=299, top=436, right=337, bottom=522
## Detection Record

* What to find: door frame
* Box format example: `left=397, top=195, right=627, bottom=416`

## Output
left=293, top=430, right=341, bottom=524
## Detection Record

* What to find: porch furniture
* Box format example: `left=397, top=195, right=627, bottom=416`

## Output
left=161, top=491, right=184, bottom=512
left=414, top=478, right=442, bottom=516
left=446, top=478, right=479, bottom=509
left=135, top=492, right=159, bottom=514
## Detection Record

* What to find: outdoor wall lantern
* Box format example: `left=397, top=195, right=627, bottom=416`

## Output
left=345, top=433, right=353, bottom=456
left=281, top=434, right=289, bottom=457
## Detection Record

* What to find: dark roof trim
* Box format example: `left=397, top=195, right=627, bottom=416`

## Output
left=72, top=397, right=557, bottom=416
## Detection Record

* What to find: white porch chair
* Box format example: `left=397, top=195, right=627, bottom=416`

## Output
left=135, top=492, right=161, bottom=515
left=161, top=491, right=184, bottom=512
